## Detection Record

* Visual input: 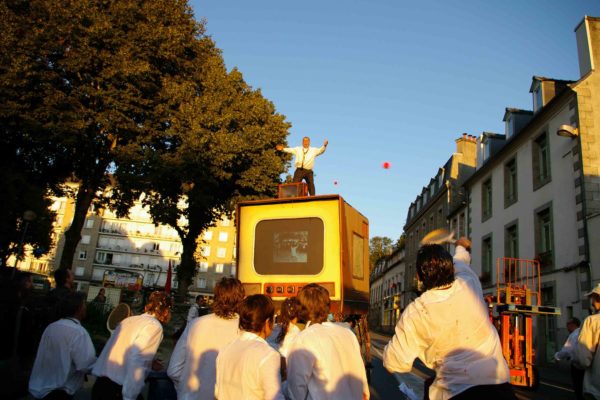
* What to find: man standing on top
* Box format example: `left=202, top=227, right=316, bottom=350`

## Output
left=276, top=136, right=328, bottom=196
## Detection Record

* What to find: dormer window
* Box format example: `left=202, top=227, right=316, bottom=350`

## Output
left=505, top=114, right=514, bottom=138
left=482, top=138, right=491, bottom=162
left=532, top=81, right=543, bottom=113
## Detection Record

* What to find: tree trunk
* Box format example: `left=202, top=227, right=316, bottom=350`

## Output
left=176, top=219, right=202, bottom=301
left=57, top=181, right=96, bottom=270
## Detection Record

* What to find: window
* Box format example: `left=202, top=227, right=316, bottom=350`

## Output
left=482, top=178, right=493, bottom=221
left=203, top=230, right=213, bottom=241
left=198, top=278, right=206, bottom=288
left=231, top=265, right=237, bottom=276
left=458, top=212, right=465, bottom=238
left=532, top=132, right=551, bottom=189
left=81, top=235, right=91, bottom=245
left=85, top=219, right=94, bottom=229
left=75, top=266, right=85, bottom=276
left=535, top=206, right=554, bottom=270
left=95, top=252, right=112, bottom=265
left=78, top=251, right=87, bottom=260
left=505, top=223, right=519, bottom=259
left=218, top=232, right=228, bottom=242
left=506, top=114, right=514, bottom=138
left=198, top=262, right=208, bottom=272
left=201, top=246, right=210, bottom=257
left=217, top=247, right=226, bottom=258
left=504, top=158, right=518, bottom=208
left=221, top=218, right=230, bottom=227
left=215, top=263, right=224, bottom=273
left=482, top=236, right=493, bottom=284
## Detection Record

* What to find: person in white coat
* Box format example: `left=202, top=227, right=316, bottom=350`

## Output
left=92, top=291, right=171, bottom=400
left=267, top=296, right=301, bottom=359
left=167, top=277, right=244, bottom=400
left=216, top=294, right=284, bottom=400
left=383, top=244, right=516, bottom=400
left=29, top=292, right=96, bottom=400
left=574, top=284, right=600, bottom=400
left=285, top=284, right=369, bottom=400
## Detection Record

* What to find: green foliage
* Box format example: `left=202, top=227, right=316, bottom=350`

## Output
left=369, top=236, right=393, bottom=271
left=112, top=43, right=291, bottom=295
left=0, top=0, right=207, bottom=269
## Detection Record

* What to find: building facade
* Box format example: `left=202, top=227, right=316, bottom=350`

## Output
left=403, top=135, right=477, bottom=305
left=17, top=191, right=237, bottom=297
left=464, top=16, right=600, bottom=363
left=369, top=247, right=405, bottom=334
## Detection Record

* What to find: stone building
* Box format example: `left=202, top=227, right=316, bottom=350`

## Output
left=464, top=16, right=600, bottom=363
left=403, top=135, right=477, bottom=305
left=369, top=247, right=405, bottom=334
left=16, top=190, right=237, bottom=297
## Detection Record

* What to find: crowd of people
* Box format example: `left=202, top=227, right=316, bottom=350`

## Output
left=8, top=236, right=600, bottom=400
left=24, top=277, right=369, bottom=400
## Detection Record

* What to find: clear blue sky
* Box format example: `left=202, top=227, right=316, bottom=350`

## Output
left=190, top=0, right=600, bottom=241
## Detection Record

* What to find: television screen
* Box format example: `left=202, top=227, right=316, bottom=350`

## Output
left=254, top=217, right=324, bottom=275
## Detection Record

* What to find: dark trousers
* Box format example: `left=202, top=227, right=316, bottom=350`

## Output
left=41, top=389, right=73, bottom=400
left=293, top=168, right=315, bottom=195
left=572, top=364, right=585, bottom=400
left=92, top=376, right=143, bottom=400
left=451, top=382, right=517, bottom=400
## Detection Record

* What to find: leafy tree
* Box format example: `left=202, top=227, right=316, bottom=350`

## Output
left=0, top=0, right=205, bottom=270
left=369, top=236, right=393, bottom=272
left=112, top=46, right=290, bottom=297
left=0, top=169, right=54, bottom=267
left=394, top=233, right=406, bottom=251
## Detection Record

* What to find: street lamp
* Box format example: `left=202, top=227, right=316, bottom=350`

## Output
left=12, top=210, right=37, bottom=277
left=556, top=124, right=579, bottom=138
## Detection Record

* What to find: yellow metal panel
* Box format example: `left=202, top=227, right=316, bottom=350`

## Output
left=237, top=197, right=341, bottom=300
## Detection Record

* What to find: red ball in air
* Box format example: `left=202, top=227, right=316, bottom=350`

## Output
left=382, top=161, right=391, bottom=169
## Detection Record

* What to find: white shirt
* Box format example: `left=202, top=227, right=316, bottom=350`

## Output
left=216, top=331, right=284, bottom=400
left=187, top=303, right=200, bottom=323
left=283, top=146, right=326, bottom=170
left=92, top=313, right=163, bottom=400
left=555, top=327, right=580, bottom=361
left=574, top=312, right=600, bottom=399
left=167, top=313, right=240, bottom=400
left=383, top=259, right=510, bottom=400
left=29, top=318, right=96, bottom=399
left=286, top=321, right=369, bottom=400
left=267, top=323, right=301, bottom=358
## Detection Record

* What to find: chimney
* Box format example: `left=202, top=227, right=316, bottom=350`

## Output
left=455, top=133, right=476, bottom=155
left=575, top=16, right=600, bottom=77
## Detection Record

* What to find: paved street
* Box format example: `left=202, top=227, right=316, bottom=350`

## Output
left=369, top=331, right=578, bottom=400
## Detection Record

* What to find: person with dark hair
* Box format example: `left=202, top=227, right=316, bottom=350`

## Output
left=49, top=269, right=74, bottom=301
left=29, top=292, right=96, bottom=399
left=574, top=284, right=600, bottom=400
left=92, top=291, right=171, bottom=400
left=215, top=294, right=284, bottom=399
left=286, top=284, right=369, bottom=400
left=555, top=317, right=584, bottom=400
left=167, top=277, right=244, bottom=400
left=267, top=297, right=301, bottom=358
left=383, top=244, right=515, bottom=400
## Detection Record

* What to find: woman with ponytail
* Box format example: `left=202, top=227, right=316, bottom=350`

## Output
left=270, top=297, right=301, bottom=358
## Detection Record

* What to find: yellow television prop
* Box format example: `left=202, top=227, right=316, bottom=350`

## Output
left=236, top=194, right=369, bottom=314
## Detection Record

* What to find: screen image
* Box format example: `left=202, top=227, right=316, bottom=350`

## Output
left=254, top=217, right=324, bottom=275
left=273, top=231, right=308, bottom=263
